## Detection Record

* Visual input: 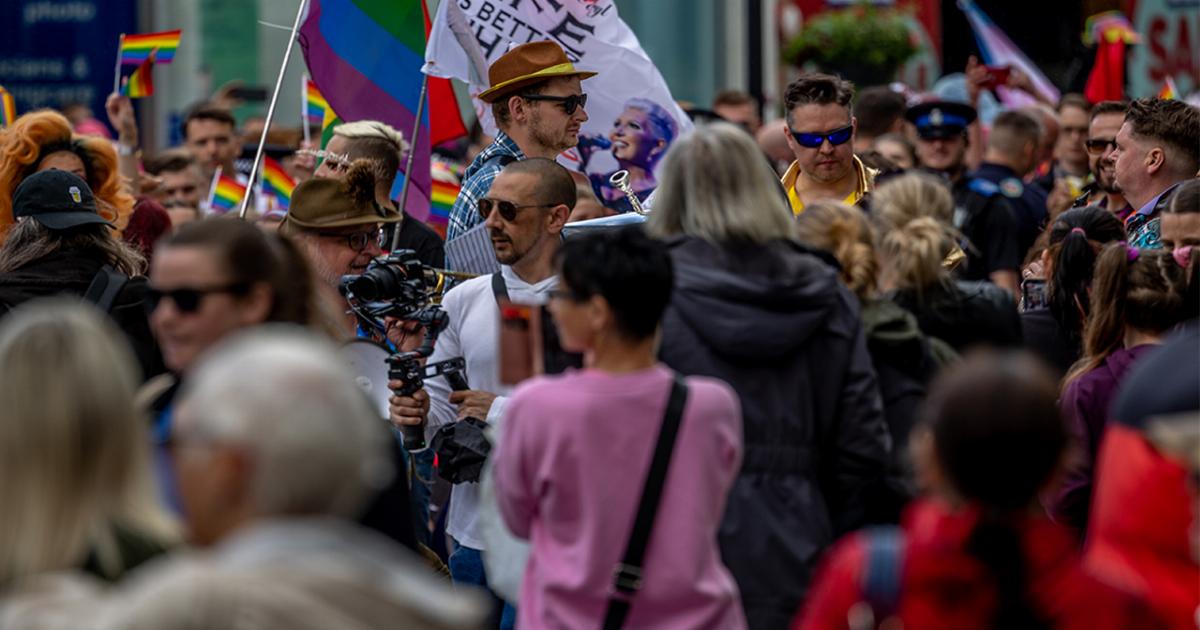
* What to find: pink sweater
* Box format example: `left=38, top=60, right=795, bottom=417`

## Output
left=495, top=365, right=746, bottom=629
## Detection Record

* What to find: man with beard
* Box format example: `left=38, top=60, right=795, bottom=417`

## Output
left=780, top=73, right=877, bottom=215
left=445, top=41, right=595, bottom=243
left=389, top=158, right=574, bottom=626
left=1072, top=101, right=1132, bottom=218
left=280, top=160, right=397, bottom=337
left=908, top=100, right=1021, bottom=295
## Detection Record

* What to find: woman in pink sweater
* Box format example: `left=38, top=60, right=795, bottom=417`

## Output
left=494, top=227, right=746, bottom=629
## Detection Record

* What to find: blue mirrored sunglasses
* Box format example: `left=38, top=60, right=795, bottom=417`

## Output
left=790, top=124, right=853, bottom=149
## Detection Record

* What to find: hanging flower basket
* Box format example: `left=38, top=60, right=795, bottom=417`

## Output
left=784, top=2, right=919, bottom=87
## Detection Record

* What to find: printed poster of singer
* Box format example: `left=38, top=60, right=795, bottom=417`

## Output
left=576, top=98, right=679, bottom=214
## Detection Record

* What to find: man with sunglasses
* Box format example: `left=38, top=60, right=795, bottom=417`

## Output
left=780, top=73, right=877, bottom=216
left=1072, top=101, right=1131, bottom=217
left=390, top=157, right=574, bottom=623
left=280, top=160, right=398, bottom=336
left=907, top=100, right=1021, bottom=295
left=446, top=41, right=595, bottom=244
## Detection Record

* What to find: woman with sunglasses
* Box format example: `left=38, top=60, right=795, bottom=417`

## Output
left=577, top=98, right=680, bottom=214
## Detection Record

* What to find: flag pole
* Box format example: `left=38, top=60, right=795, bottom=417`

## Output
left=204, top=166, right=222, bottom=216
left=112, top=34, right=125, bottom=94
left=240, top=0, right=308, bottom=220
left=301, top=73, right=311, bottom=145
left=391, top=74, right=428, bottom=251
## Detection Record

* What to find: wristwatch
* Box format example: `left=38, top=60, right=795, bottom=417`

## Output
left=116, top=141, right=137, bottom=156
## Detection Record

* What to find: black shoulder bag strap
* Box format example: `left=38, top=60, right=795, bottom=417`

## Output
left=83, top=265, right=129, bottom=313
left=491, top=272, right=509, bottom=303
left=602, top=374, right=689, bottom=630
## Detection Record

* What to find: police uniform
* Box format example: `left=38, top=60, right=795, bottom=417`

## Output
left=907, top=101, right=1022, bottom=283
left=970, top=161, right=1048, bottom=261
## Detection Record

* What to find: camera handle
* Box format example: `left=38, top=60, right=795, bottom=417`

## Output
left=389, top=355, right=468, bottom=450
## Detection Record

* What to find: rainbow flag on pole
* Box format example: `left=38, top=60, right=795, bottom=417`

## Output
left=429, top=178, right=459, bottom=238
left=300, top=0, right=430, bottom=220
left=119, top=29, right=182, bottom=65
left=0, top=86, right=16, bottom=128
left=207, top=169, right=247, bottom=214
left=120, top=52, right=156, bottom=98
left=260, top=156, right=296, bottom=211
left=304, top=77, right=330, bottom=127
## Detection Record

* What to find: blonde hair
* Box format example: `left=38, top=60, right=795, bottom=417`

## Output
left=646, top=122, right=796, bottom=245
left=0, top=299, right=175, bottom=585
left=870, top=172, right=957, bottom=291
left=796, top=201, right=878, bottom=300
left=0, top=110, right=135, bottom=241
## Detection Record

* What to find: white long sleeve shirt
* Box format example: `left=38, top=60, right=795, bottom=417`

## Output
left=424, top=265, right=557, bottom=549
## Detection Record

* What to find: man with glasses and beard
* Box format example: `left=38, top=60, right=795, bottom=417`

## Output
left=390, top=157, right=573, bottom=627
left=445, top=41, right=595, bottom=243
left=780, top=73, right=877, bottom=216
left=280, top=160, right=396, bottom=337
left=1073, top=101, right=1132, bottom=218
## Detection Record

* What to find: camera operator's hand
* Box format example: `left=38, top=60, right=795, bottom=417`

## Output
left=385, top=317, right=427, bottom=354
left=449, top=390, right=497, bottom=421
left=388, top=384, right=429, bottom=429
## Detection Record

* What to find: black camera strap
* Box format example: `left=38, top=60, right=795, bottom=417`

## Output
left=491, top=272, right=509, bottom=302
left=602, top=374, right=688, bottom=630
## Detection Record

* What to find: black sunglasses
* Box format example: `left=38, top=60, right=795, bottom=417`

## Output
left=790, top=123, right=854, bottom=149
left=145, top=282, right=251, bottom=314
left=1085, top=138, right=1117, bottom=155
left=477, top=198, right=555, bottom=222
left=519, top=93, right=588, bottom=115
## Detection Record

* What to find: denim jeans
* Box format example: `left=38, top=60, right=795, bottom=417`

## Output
left=449, top=542, right=516, bottom=630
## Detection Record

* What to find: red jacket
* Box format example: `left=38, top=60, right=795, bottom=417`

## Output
left=793, top=500, right=1148, bottom=630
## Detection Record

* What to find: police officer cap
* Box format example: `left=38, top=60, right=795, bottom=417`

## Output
left=906, top=101, right=978, bottom=139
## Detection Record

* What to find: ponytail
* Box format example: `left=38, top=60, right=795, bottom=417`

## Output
left=878, top=216, right=951, bottom=292
left=965, top=511, right=1050, bottom=630
left=1043, top=207, right=1125, bottom=347
left=1067, top=244, right=1189, bottom=385
left=795, top=201, right=878, bottom=300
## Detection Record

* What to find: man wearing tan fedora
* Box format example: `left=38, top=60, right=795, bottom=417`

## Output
left=446, top=40, right=596, bottom=243
left=280, top=159, right=399, bottom=336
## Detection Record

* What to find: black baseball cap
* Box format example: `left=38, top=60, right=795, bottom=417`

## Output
left=12, top=169, right=113, bottom=230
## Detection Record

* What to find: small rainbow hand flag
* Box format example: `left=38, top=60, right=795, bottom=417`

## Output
left=429, top=179, right=460, bottom=239
left=304, top=78, right=329, bottom=128
left=1159, top=77, right=1179, bottom=100
left=208, top=170, right=247, bottom=214
left=0, top=85, right=16, bottom=128
left=120, top=29, right=182, bottom=65
left=120, top=52, right=155, bottom=98
left=261, top=156, right=296, bottom=211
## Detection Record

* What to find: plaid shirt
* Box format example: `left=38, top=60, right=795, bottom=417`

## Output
left=447, top=131, right=525, bottom=242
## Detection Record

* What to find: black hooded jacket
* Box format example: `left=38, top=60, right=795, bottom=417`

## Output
left=657, top=236, right=891, bottom=630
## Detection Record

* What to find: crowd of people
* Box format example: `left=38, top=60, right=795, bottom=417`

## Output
left=0, top=36, right=1197, bottom=630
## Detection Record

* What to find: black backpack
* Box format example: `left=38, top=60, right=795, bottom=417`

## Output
left=84, top=265, right=166, bottom=380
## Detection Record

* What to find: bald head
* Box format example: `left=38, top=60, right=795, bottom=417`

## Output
left=501, top=157, right=577, bottom=209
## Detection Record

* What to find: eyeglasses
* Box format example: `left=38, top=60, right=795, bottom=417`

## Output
left=790, top=124, right=854, bottom=149
left=144, top=282, right=250, bottom=314
left=477, top=198, right=554, bottom=222
left=1085, top=138, right=1117, bottom=155
left=315, top=229, right=384, bottom=252
left=519, top=93, right=588, bottom=115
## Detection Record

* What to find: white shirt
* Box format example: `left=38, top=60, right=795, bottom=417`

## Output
left=425, top=265, right=557, bottom=549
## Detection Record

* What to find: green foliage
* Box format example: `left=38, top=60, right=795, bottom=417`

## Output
left=784, top=2, right=918, bottom=75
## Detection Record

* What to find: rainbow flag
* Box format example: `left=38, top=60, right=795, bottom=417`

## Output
left=429, top=178, right=458, bottom=238
left=0, top=86, right=15, bottom=128
left=208, top=171, right=247, bottom=214
left=260, top=156, right=296, bottom=211
left=300, top=0, right=430, bottom=221
left=120, top=53, right=155, bottom=98
left=1083, top=11, right=1140, bottom=45
left=120, top=29, right=182, bottom=65
left=304, top=78, right=330, bottom=127
left=1159, top=77, right=1179, bottom=100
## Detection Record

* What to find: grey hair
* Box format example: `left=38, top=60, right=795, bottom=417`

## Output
left=646, top=122, right=796, bottom=245
left=333, top=120, right=410, bottom=156
left=176, top=326, right=393, bottom=519
left=0, top=219, right=145, bottom=275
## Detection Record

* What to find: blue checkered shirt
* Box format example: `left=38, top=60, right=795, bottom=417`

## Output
left=446, top=131, right=525, bottom=242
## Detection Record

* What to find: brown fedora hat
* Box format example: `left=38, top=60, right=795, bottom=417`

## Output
left=477, top=41, right=597, bottom=103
